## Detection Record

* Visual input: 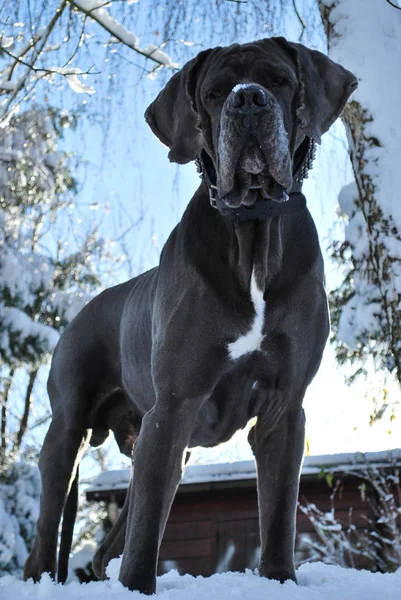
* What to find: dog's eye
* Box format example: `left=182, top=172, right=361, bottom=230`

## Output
left=271, top=76, right=290, bottom=87
left=206, top=89, right=223, bottom=102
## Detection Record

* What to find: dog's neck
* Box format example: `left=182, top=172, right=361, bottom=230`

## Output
left=227, top=216, right=284, bottom=294
left=181, top=181, right=310, bottom=300
left=184, top=139, right=315, bottom=296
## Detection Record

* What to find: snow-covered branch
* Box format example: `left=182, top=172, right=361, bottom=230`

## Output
left=70, top=0, right=177, bottom=68
left=0, top=45, right=98, bottom=94
left=0, top=0, right=69, bottom=126
left=0, top=0, right=177, bottom=126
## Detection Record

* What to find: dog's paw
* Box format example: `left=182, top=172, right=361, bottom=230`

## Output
left=259, top=560, right=297, bottom=584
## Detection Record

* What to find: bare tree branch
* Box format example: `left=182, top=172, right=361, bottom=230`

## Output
left=0, top=45, right=99, bottom=79
left=386, top=0, right=401, bottom=11
left=6, top=30, right=46, bottom=81
left=69, top=0, right=176, bottom=67
left=1, top=0, right=69, bottom=122
left=291, top=0, right=307, bottom=41
left=62, top=12, right=87, bottom=68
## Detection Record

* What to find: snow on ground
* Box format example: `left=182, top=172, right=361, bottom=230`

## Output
left=1, top=562, right=401, bottom=600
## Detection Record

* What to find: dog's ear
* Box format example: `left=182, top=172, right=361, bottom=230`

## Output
left=144, top=49, right=213, bottom=164
left=274, top=38, right=358, bottom=143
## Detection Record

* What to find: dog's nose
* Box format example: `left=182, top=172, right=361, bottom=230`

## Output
left=231, top=85, right=268, bottom=110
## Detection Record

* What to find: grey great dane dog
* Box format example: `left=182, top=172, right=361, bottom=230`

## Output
left=24, top=37, right=357, bottom=593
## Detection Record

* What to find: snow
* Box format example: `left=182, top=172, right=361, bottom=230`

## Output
left=1, top=562, right=400, bottom=599
left=47, top=67, right=96, bottom=95
left=0, top=463, right=41, bottom=577
left=87, top=469, right=130, bottom=493
left=67, top=542, right=97, bottom=583
left=51, top=290, right=92, bottom=324
left=0, top=35, right=13, bottom=49
left=323, top=0, right=401, bottom=220
left=0, top=80, right=17, bottom=91
left=74, top=1, right=176, bottom=67
left=337, top=288, right=381, bottom=350
left=335, top=178, right=383, bottom=349
left=0, top=248, right=54, bottom=308
left=140, top=44, right=177, bottom=68
left=0, top=109, right=95, bottom=364
left=232, top=83, right=253, bottom=92
left=0, top=305, right=60, bottom=361
left=86, top=449, right=401, bottom=494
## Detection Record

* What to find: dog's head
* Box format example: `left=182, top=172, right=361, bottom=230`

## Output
left=145, top=38, right=357, bottom=208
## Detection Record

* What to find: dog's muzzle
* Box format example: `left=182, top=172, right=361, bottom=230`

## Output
left=217, top=84, right=292, bottom=207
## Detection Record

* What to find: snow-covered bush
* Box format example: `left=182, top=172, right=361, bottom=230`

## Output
left=0, top=462, right=40, bottom=577
left=298, top=466, right=401, bottom=572
left=0, top=107, right=117, bottom=466
left=0, top=108, right=99, bottom=367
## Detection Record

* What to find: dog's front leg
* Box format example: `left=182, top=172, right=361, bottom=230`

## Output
left=249, top=397, right=305, bottom=583
left=118, top=397, right=203, bottom=594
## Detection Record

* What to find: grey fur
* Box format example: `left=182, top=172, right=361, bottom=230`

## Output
left=24, top=36, right=357, bottom=593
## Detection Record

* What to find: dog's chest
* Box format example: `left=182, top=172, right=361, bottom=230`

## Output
left=228, top=272, right=265, bottom=360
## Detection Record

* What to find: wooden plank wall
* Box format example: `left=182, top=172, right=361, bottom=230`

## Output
left=157, top=476, right=375, bottom=576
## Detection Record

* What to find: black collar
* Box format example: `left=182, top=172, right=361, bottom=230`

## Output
left=233, top=191, right=306, bottom=223
left=195, top=137, right=315, bottom=223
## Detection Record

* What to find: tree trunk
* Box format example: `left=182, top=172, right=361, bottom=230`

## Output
left=0, top=368, right=15, bottom=465
left=318, top=0, right=401, bottom=384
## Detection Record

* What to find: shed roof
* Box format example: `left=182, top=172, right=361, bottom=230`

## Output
left=86, top=448, right=401, bottom=496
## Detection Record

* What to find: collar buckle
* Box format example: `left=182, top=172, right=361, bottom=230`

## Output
left=209, top=184, right=218, bottom=209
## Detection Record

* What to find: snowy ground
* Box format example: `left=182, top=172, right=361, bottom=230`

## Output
left=1, top=561, right=401, bottom=600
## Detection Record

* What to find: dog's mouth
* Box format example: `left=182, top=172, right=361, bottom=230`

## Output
left=220, top=143, right=290, bottom=207
left=217, top=137, right=292, bottom=208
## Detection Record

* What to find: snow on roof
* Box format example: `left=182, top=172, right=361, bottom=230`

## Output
left=86, top=448, right=401, bottom=494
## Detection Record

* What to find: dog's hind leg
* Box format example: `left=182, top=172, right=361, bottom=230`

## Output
left=93, top=479, right=131, bottom=580
left=57, top=465, right=79, bottom=584
left=92, top=390, right=142, bottom=580
left=24, top=412, right=90, bottom=583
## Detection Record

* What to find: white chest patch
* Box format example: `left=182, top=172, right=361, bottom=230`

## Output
left=228, top=272, right=265, bottom=360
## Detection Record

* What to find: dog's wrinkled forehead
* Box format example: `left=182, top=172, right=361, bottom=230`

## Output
left=199, top=41, right=297, bottom=99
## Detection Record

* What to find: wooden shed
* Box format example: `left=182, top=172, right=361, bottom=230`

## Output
left=86, top=449, right=401, bottom=575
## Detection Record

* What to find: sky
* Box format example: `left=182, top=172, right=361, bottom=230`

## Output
left=26, top=0, right=401, bottom=466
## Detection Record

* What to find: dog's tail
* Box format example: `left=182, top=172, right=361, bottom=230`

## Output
left=57, top=466, right=79, bottom=584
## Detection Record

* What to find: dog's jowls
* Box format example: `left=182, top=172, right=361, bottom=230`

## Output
left=24, top=37, right=357, bottom=594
